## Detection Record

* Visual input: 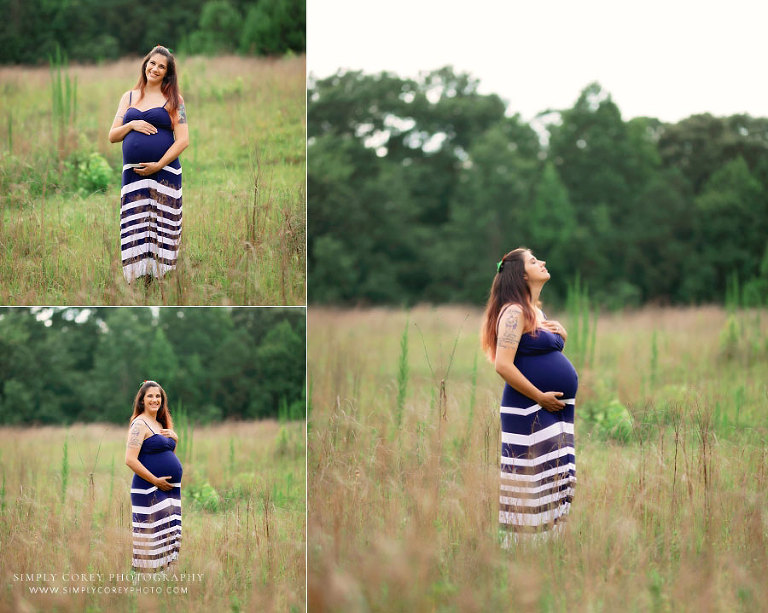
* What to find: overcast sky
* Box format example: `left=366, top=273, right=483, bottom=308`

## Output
left=308, top=0, right=768, bottom=124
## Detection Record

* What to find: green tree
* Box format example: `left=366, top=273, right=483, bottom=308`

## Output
left=0, top=380, right=35, bottom=425
left=143, top=328, right=179, bottom=395
left=308, top=67, right=509, bottom=304
left=622, top=168, right=695, bottom=303
left=240, top=0, right=305, bottom=55
left=186, top=0, right=242, bottom=54
left=89, top=309, right=155, bottom=423
left=434, top=116, right=542, bottom=303
left=251, top=320, right=304, bottom=418
left=692, top=156, right=765, bottom=298
left=658, top=113, right=768, bottom=195
left=526, top=162, right=577, bottom=302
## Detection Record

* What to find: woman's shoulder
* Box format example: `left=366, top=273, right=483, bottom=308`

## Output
left=120, top=89, right=138, bottom=105
left=129, top=417, right=148, bottom=430
left=496, top=303, right=523, bottom=329
left=500, top=303, right=524, bottom=317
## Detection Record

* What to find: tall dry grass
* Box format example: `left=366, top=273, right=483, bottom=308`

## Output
left=0, top=55, right=305, bottom=305
left=308, top=305, right=768, bottom=611
left=0, top=420, right=305, bottom=612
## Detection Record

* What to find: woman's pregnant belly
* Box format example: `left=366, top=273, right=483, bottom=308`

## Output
left=136, top=450, right=183, bottom=485
left=513, top=351, right=579, bottom=402
left=122, top=129, right=174, bottom=165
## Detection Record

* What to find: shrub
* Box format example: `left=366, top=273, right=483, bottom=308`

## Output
left=65, top=151, right=113, bottom=195
left=589, top=398, right=634, bottom=442
left=185, top=481, right=221, bottom=512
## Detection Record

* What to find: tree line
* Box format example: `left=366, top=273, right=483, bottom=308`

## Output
left=308, top=68, right=768, bottom=308
left=0, top=307, right=305, bottom=425
left=0, top=0, right=305, bottom=64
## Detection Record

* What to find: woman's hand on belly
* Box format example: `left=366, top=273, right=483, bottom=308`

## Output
left=135, top=161, right=163, bottom=176
left=154, top=475, right=174, bottom=491
left=538, top=390, right=566, bottom=412
left=130, top=120, right=157, bottom=135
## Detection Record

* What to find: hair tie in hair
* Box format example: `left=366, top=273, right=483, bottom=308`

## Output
left=497, top=260, right=504, bottom=273
left=140, top=379, right=156, bottom=388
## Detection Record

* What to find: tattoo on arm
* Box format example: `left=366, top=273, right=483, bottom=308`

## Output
left=127, top=425, right=143, bottom=448
left=497, top=311, right=521, bottom=350
left=177, top=103, right=187, bottom=124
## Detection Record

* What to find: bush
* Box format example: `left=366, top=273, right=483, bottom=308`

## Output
left=185, top=481, right=221, bottom=512
left=65, top=151, right=113, bottom=195
left=586, top=398, right=634, bottom=443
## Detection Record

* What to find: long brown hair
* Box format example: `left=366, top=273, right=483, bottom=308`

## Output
left=130, top=380, right=174, bottom=430
left=481, top=247, right=539, bottom=361
left=133, top=45, right=181, bottom=120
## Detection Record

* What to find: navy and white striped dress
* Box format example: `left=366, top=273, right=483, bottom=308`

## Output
left=130, top=419, right=182, bottom=569
left=120, top=92, right=182, bottom=282
left=499, top=322, right=578, bottom=541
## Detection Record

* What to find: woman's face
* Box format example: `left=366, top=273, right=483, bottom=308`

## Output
left=143, top=386, right=163, bottom=414
left=145, top=54, right=168, bottom=85
left=523, top=251, right=550, bottom=284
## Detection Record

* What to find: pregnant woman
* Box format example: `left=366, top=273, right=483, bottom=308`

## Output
left=108, top=45, right=189, bottom=284
left=481, top=248, right=578, bottom=545
left=125, top=380, right=183, bottom=570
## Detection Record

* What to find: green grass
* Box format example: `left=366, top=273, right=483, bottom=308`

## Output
left=308, top=305, right=768, bottom=611
left=0, top=420, right=305, bottom=611
left=0, top=55, right=305, bottom=305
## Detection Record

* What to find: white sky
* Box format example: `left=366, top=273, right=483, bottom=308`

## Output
left=308, top=0, right=768, bottom=124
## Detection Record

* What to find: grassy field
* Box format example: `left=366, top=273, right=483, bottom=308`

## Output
left=0, top=55, right=305, bottom=305
left=0, top=419, right=305, bottom=612
left=308, top=305, right=768, bottom=611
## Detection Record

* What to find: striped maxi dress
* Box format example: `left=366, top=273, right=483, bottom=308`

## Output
left=130, top=419, right=183, bottom=569
left=498, top=325, right=578, bottom=543
left=120, top=92, right=182, bottom=282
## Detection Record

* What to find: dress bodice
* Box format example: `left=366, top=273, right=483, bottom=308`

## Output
left=124, top=106, right=173, bottom=131
left=139, top=433, right=177, bottom=455
left=516, top=328, right=565, bottom=356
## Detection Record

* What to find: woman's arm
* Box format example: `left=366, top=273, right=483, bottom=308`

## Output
left=125, top=421, right=173, bottom=490
left=109, top=91, right=134, bottom=143
left=495, top=305, right=565, bottom=412
left=133, top=98, right=190, bottom=176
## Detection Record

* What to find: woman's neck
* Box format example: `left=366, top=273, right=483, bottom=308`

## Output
left=144, top=83, right=163, bottom=96
left=529, top=282, right=543, bottom=305
left=143, top=411, right=160, bottom=423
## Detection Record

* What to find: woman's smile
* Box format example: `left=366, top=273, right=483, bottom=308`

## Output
left=144, top=387, right=162, bottom=411
left=145, top=55, right=167, bottom=81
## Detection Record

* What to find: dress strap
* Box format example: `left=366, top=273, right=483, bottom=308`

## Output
left=129, top=90, right=132, bottom=105
left=132, top=418, right=156, bottom=434
left=162, top=99, right=168, bottom=108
